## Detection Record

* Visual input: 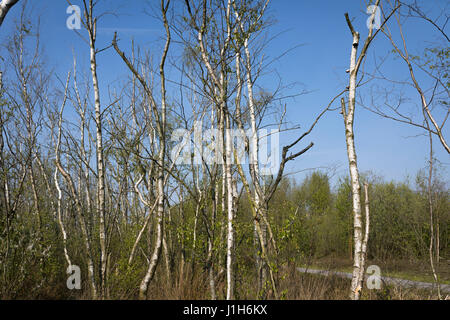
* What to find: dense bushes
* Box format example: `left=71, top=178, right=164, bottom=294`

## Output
left=0, top=168, right=447, bottom=299
left=267, top=171, right=449, bottom=263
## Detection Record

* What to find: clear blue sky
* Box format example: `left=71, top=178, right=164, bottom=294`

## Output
left=1, top=0, right=448, bottom=186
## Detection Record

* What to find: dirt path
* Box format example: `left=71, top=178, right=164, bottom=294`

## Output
left=297, top=267, right=450, bottom=294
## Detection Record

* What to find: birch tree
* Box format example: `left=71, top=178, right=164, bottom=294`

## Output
left=112, top=0, right=171, bottom=299
left=81, top=0, right=108, bottom=298
left=232, top=0, right=270, bottom=298
left=341, top=0, right=398, bottom=299
left=183, top=0, right=240, bottom=300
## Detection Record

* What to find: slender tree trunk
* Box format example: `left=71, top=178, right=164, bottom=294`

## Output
left=426, top=126, right=441, bottom=299
left=163, top=236, right=171, bottom=287
left=357, top=183, right=370, bottom=294
left=342, top=26, right=365, bottom=300
left=218, top=165, right=226, bottom=279
left=191, top=201, right=199, bottom=277
left=233, top=1, right=272, bottom=297
left=54, top=167, right=72, bottom=269
left=73, top=64, right=94, bottom=224
left=436, top=216, right=440, bottom=265
left=88, top=19, right=108, bottom=300
left=224, top=111, right=235, bottom=300
left=207, top=159, right=218, bottom=299
left=207, top=220, right=217, bottom=300
left=178, top=189, right=185, bottom=292
left=138, top=0, right=171, bottom=299
left=342, top=4, right=384, bottom=298
left=139, top=145, right=164, bottom=300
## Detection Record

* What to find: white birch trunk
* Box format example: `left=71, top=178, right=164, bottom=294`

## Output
left=343, top=27, right=364, bottom=301
left=89, top=26, right=108, bottom=300
left=54, top=168, right=72, bottom=269
left=225, top=112, right=235, bottom=300
left=138, top=0, right=170, bottom=299
left=357, top=183, right=370, bottom=294
left=83, top=0, right=107, bottom=298
left=0, top=0, right=19, bottom=26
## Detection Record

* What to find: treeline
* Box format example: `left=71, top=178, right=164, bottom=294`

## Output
left=269, top=171, right=449, bottom=262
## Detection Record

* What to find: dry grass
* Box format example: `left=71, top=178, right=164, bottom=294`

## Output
left=5, top=260, right=442, bottom=300
left=279, top=263, right=442, bottom=300
left=121, top=262, right=445, bottom=300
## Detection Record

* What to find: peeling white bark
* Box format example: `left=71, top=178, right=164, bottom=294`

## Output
left=84, top=0, right=108, bottom=298
left=0, top=0, right=19, bottom=27
left=344, top=28, right=364, bottom=300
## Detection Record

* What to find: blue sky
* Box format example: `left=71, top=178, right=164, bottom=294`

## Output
left=1, top=0, right=448, bottom=186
